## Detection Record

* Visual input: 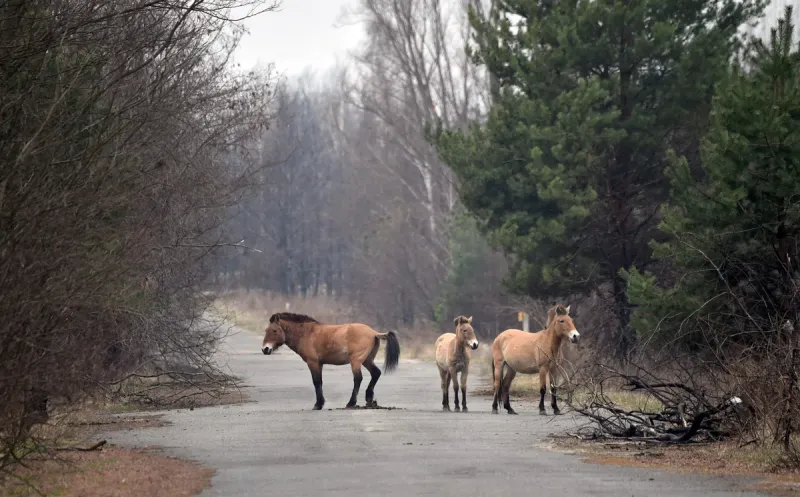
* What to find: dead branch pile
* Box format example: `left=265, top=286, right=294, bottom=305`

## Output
left=568, top=365, right=748, bottom=444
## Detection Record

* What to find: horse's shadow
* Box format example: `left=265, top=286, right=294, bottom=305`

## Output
left=331, top=404, right=404, bottom=411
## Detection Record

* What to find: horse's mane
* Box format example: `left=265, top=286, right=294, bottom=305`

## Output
left=545, top=303, right=569, bottom=328
left=453, top=315, right=470, bottom=326
left=269, top=312, right=319, bottom=324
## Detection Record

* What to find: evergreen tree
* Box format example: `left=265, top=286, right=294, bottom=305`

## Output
left=627, top=6, right=800, bottom=347
left=435, top=209, right=510, bottom=332
left=430, top=0, right=760, bottom=356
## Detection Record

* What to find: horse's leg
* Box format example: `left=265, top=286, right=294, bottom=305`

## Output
left=451, top=368, right=461, bottom=412
left=363, top=359, right=381, bottom=407
left=502, top=368, right=517, bottom=415
left=346, top=360, right=364, bottom=408
left=439, top=367, right=450, bottom=411
left=444, top=371, right=453, bottom=412
left=538, top=366, right=548, bottom=415
left=491, top=360, right=503, bottom=414
left=308, top=361, right=325, bottom=410
left=550, top=375, right=561, bottom=415
left=460, top=365, right=469, bottom=413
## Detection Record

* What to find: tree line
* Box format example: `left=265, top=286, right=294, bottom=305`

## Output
left=217, top=0, right=522, bottom=333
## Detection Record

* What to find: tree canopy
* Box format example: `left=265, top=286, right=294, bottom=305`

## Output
left=627, top=6, right=800, bottom=348
left=430, top=0, right=761, bottom=355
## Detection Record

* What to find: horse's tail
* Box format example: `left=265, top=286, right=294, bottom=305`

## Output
left=499, top=362, right=505, bottom=395
left=378, top=331, right=400, bottom=374
left=493, top=358, right=504, bottom=401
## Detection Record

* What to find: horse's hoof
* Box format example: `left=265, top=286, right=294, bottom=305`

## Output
left=552, top=408, right=562, bottom=416
left=462, top=407, right=468, bottom=413
left=454, top=406, right=461, bottom=412
left=492, top=408, right=498, bottom=414
left=313, top=404, right=323, bottom=411
left=539, top=409, right=548, bottom=416
left=345, top=404, right=358, bottom=409
left=507, top=409, right=518, bottom=415
left=366, top=400, right=378, bottom=408
left=442, top=406, right=450, bottom=412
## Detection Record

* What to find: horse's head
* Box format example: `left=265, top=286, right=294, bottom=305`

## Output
left=261, top=315, right=287, bottom=355
left=454, top=315, right=479, bottom=350
left=550, top=304, right=579, bottom=344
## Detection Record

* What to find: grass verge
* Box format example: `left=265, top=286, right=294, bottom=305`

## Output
left=547, top=436, right=800, bottom=497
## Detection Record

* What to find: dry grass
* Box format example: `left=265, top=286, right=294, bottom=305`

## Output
left=213, top=290, right=363, bottom=333
left=214, top=289, right=443, bottom=361
left=0, top=446, right=213, bottom=497
left=469, top=358, right=662, bottom=414
left=547, top=437, right=800, bottom=496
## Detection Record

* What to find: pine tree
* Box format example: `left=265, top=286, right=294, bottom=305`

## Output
left=430, top=0, right=761, bottom=357
left=627, top=6, right=800, bottom=347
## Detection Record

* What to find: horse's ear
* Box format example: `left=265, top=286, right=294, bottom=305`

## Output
left=565, top=305, right=571, bottom=314
left=467, top=316, right=473, bottom=323
left=453, top=316, right=460, bottom=326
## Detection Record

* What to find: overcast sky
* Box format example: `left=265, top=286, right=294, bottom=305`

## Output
left=233, top=0, right=364, bottom=78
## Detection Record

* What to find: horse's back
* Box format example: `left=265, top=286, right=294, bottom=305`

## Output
left=315, top=323, right=378, bottom=364
left=492, top=329, right=528, bottom=350
left=492, top=329, right=543, bottom=373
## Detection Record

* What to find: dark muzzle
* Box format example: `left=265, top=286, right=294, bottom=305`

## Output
left=262, top=346, right=272, bottom=355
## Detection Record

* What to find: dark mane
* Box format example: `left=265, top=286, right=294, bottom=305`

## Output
left=453, top=315, right=469, bottom=326
left=269, top=312, right=320, bottom=324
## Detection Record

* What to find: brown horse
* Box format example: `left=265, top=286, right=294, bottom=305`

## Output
left=261, top=313, right=400, bottom=410
left=434, top=316, right=479, bottom=412
left=490, top=304, right=579, bottom=415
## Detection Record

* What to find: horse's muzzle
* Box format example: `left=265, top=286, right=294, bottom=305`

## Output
left=568, top=329, right=580, bottom=344
left=470, top=342, right=479, bottom=350
left=262, top=346, right=273, bottom=355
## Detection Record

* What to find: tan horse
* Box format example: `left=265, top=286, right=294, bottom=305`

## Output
left=490, top=304, right=579, bottom=415
left=261, top=312, right=400, bottom=410
left=544, top=303, right=580, bottom=396
left=434, top=316, right=479, bottom=412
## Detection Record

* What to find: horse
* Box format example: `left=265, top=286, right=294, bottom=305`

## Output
left=260, top=312, right=400, bottom=410
left=490, top=304, right=579, bottom=415
left=434, top=316, right=479, bottom=412
left=543, top=303, right=580, bottom=402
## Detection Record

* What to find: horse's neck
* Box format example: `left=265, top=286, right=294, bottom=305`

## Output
left=284, top=323, right=312, bottom=352
left=537, top=327, right=565, bottom=360
left=451, top=333, right=467, bottom=359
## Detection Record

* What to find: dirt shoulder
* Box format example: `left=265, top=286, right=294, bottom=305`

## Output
left=1, top=445, right=214, bottom=497
left=546, top=436, right=800, bottom=497
left=1, top=384, right=251, bottom=497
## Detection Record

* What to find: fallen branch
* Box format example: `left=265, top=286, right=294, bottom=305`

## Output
left=55, top=440, right=107, bottom=452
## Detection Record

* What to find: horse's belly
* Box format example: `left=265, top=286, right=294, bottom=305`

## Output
left=323, top=353, right=350, bottom=366
left=506, top=357, right=539, bottom=375
left=326, top=359, right=349, bottom=366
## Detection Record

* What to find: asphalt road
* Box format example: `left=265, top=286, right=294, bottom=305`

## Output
left=105, top=327, right=768, bottom=497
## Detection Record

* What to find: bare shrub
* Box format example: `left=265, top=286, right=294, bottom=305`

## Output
left=0, top=0, right=278, bottom=470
